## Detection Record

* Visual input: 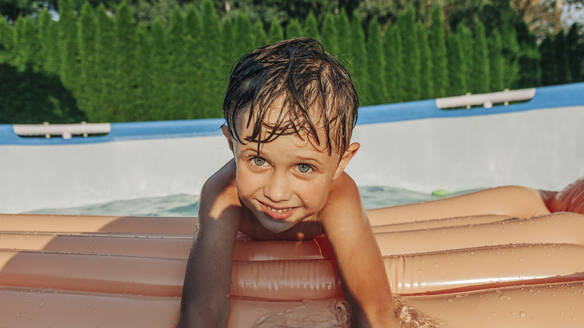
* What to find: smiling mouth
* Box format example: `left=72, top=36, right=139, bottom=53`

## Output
left=259, top=202, right=296, bottom=220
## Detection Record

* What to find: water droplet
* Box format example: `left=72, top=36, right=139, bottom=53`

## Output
left=39, top=301, right=45, bottom=308
left=520, top=311, right=526, bottom=318
left=447, top=299, right=453, bottom=303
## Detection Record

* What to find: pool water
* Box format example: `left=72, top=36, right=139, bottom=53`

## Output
left=25, top=186, right=475, bottom=217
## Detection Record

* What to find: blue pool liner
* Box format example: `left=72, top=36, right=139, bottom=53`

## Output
left=1, top=82, right=583, bottom=146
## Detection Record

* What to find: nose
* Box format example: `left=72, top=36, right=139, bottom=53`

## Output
left=264, top=170, right=291, bottom=202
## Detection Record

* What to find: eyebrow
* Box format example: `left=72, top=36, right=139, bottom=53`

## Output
left=240, top=147, right=261, bottom=155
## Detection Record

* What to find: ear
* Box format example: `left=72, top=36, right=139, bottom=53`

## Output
left=333, top=142, right=360, bottom=180
left=221, top=125, right=235, bottom=153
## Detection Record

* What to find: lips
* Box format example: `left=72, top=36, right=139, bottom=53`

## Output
left=258, top=201, right=296, bottom=220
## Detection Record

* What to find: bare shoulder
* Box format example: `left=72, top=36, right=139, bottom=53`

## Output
left=327, top=172, right=361, bottom=207
left=198, top=160, right=243, bottom=243
left=320, top=172, right=364, bottom=228
left=198, top=159, right=242, bottom=228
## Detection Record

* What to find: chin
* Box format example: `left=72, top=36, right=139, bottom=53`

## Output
left=256, top=213, right=297, bottom=233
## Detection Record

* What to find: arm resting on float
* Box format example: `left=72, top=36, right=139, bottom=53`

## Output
left=178, top=182, right=241, bottom=328
left=321, top=174, right=399, bottom=328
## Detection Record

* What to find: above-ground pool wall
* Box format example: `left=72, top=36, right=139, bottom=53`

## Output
left=1, top=83, right=583, bottom=213
left=0, top=125, right=232, bottom=214
left=350, top=83, right=584, bottom=193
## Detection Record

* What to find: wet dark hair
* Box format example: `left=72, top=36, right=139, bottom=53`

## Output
left=223, top=38, right=358, bottom=155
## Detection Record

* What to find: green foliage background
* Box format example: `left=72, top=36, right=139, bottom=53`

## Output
left=0, top=0, right=583, bottom=123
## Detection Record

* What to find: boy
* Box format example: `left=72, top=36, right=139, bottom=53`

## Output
left=178, top=38, right=398, bottom=327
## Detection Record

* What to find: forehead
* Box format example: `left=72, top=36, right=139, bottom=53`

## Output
left=235, top=96, right=332, bottom=153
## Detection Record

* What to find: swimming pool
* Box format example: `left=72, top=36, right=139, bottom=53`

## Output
left=22, top=186, right=475, bottom=217
left=1, top=84, right=584, bottom=328
left=1, top=83, right=583, bottom=214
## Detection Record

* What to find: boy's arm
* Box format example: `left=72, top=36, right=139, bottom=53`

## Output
left=321, top=174, right=399, bottom=328
left=178, top=167, right=241, bottom=328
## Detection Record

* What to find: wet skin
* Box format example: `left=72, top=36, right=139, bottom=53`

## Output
left=178, top=112, right=398, bottom=327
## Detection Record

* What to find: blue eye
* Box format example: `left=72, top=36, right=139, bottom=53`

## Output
left=297, top=163, right=312, bottom=173
left=252, top=156, right=266, bottom=166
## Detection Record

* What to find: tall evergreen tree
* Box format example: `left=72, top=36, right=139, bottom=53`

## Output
left=539, top=35, right=557, bottom=86
left=554, top=30, right=571, bottom=84
left=383, top=24, right=403, bottom=102
left=114, top=0, right=137, bottom=121
left=38, top=9, right=52, bottom=70
left=185, top=4, right=203, bottom=118
left=28, top=18, right=42, bottom=71
left=253, top=20, right=268, bottom=48
left=303, top=11, right=319, bottom=41
left=167, top=6, right=187, bottom=119
left=397, top=7, right=420, bottom=101
left=418, top=23, right=433, bottom=100
left=78, top=2, right=98, bottom=121
left=234, top=11, right=254, bottom=59
left=150, top=18, right=170, bottom=120
left=470, top=22, right=489, bottom=94
left=285, top=18, right=302, bottom=39
left=518, top=46, right=541, bottom=87
left=350, top=12, right=366, bottom=101
left=567, top=23, right=583, bottom=82
left=488, top=29, right=504, bottom=92
left=45, top=16, right=60, bottom=75
left=429, top=5, right=448, bottom=98
left=501, top=22, right=519, bottom=89
left=135, top=22, right=152, bottom=120
left=268, top=18, right=284, bottom=43
left=0, top=16, right=14, bottom=54
left=446, top=32, right=465, bottom=96
left=365, top=17, right=385, bottom=105
left=221, top=17, right=234, bottom=81
left=336, top=9, right=352, bottom=70
left=516, top=21, right=540, bottom=88
left=321, top=13, right=338, bottom=55
left=58, top=0, right=80, bottom=92
left=13, top=18, right=25, bottom=68
left=456, top=23, right=473, bottom=93
left=95, top=4, right=116, bottom=122
left=21, top=17, right=42, bottom=71
left=200, top=0, right=223, bottom=117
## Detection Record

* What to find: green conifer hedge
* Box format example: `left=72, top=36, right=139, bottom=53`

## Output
left=1, top=2, right=581, bottom=124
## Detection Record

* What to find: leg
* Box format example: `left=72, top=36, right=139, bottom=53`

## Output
left=366, top=185, right=550, bottom=226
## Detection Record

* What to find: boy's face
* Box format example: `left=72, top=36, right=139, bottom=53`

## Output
left=223, top=106, right=359, bottom=233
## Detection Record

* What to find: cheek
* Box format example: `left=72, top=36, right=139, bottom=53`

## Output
left=235, top=163, right=259, bottom=197
left=297, top=179, right=331, bottom=209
